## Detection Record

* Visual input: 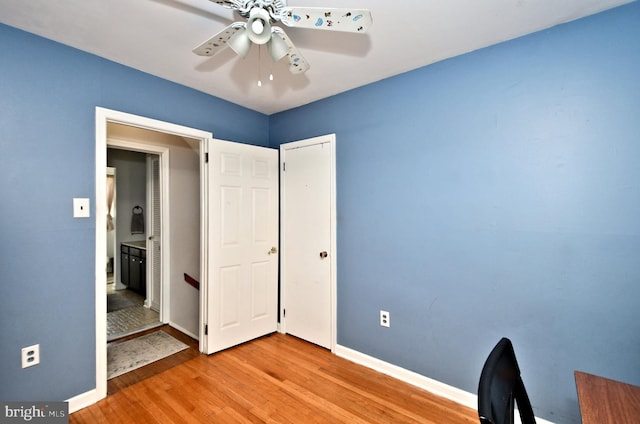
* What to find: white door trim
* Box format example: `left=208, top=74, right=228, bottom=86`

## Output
left=198, top=137, right=210, bottom=353
left=94, top=107, right=212, bottom=405
left=279, top=134, right=337, bottom=352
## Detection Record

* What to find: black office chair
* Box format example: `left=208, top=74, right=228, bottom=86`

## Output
left=477, top=337, right=536, bottom=424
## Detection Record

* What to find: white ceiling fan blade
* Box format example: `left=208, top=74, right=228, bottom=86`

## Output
left=193, top=22, right=246, bottom=57
left=209, top=0, right=251, bottom=16
left=272, top=27, right=310, bottom=74
left=280, top=7, right=372, bottom=33
left=209, top=0, right=240, bottom=9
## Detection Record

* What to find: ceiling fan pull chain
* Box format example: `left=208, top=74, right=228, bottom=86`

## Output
left=267, top=40, right=274, bottom=81
left=257, top=44, right=262, bottom=87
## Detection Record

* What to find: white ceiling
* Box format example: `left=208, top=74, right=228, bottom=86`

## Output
left=0, top=0, right=632, bottom=115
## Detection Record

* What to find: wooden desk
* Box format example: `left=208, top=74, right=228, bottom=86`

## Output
left=575, top=370, right=640, bottom=423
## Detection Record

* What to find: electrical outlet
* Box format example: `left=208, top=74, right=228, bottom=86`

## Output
left=380, top=310, right=390, bottom=328
left=21, top=344, right=40, bottom=368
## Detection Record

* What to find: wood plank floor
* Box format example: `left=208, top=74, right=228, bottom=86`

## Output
left=107, top=325, right=200, bottom=395
left=73, top=331, right=478, bottom=423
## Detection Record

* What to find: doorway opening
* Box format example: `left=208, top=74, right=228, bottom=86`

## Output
left=106, top=148, right=161, bottom=341
left=93, top=108, right=211, bottom=407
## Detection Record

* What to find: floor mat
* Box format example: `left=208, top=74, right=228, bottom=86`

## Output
left=107, top=330, right=188, bottom=379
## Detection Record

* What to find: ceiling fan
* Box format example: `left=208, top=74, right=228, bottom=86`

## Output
left=193, top=0, right=373, bottom=74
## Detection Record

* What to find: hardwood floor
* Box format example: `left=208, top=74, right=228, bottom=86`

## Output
left=74, top=331, right=478, bottom=423
left=107, top=325, right=200, bottom=396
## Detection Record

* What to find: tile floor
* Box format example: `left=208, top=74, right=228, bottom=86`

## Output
left=107, top=283, right=161, bottom=341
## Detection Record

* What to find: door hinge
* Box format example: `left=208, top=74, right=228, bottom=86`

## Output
left=204, top=324, right=208, bottom=335
left=282, top=162, right=286, bottom=172
left=283, top=309, right=286, bottom=318
left=205, top=153, right=209, bottom=163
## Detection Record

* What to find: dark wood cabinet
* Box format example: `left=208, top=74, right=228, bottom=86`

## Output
left=121, top=247, right=130, bottom=286
left=120, top=243, right=146, bottom=296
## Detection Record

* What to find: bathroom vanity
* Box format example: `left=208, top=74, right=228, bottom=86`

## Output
left=120, top=241, right=146, bottom=296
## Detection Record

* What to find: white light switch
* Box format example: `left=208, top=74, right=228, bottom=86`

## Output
left=73, top=198, right=90, bottom=218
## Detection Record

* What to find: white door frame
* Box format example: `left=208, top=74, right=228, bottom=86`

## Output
left=92, top=107, right=212, bottom=407
left=279, top=134, right=337, bottom=352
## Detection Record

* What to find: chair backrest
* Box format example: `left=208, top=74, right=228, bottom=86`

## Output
left=477, top=338, right=536, bottom=424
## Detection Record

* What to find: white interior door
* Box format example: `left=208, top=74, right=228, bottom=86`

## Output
left=280, top=134, right=336, bottom=350
left=146, top=156, right=161, bottom=313
left=204, top=139, right=279, bottom=354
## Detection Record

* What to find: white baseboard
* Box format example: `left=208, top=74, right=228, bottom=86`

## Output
left=66, top=388, right=103, bottom=414
left=169, top=321, right=199, bottom=341
left=334, top=344, right=554, bottom=424
left=334, top=344, right=477, bottom=408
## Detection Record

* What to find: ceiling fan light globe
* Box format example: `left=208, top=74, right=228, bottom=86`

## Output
left=228, top=30, right=252, bottom=58
left=247, top=7, right=272, bottom=45
left=252, top=20, right=265, bottom=35
left=268, top=33, right=289, bottom=62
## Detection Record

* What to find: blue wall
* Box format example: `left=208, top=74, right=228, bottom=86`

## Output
left=0, top=24, right=268, bottom=401
left=270, top=3, right=640, bottom=423
left=2, top=2, right=639, bottom=422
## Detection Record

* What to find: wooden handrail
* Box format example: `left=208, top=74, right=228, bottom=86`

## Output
left=183, top=273, right=199, bottom=290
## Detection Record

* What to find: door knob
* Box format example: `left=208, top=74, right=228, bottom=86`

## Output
left=268, top=246, right=278, bottom=255
left=320, top=251, right=328, bottom=259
